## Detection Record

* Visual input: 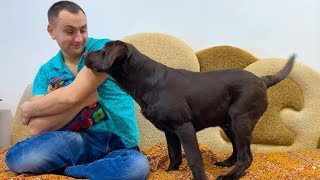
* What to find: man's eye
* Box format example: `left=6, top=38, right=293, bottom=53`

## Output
left=81, top=29, right=87, bottom=33
left=66, top=31, right=73, bottom=35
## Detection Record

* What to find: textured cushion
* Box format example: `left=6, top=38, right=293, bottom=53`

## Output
left=196, top=57, right=320, bottom=152
left=196, top=46, right=320, bottom=152
left=222, top=61, right=304, bottom=146
left=248, top=77, right=303, bottom=146
left=123, top=32, right=200, bottom=150
left=196, top=45, right=258, bottom=71
left=245, top=59, right=320, bottom=152
left=123, top=33, right=200, bottom=71
left=11, top=84, right=31, bottom=144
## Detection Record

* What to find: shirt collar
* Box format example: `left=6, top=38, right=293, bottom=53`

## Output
left=52, top=50, right=67, bottom=72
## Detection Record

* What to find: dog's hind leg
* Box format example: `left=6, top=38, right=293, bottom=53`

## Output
left=175, top=122, right=207, bottom=180
left=217, top=115, right=254, bottom=180
left=165, top=132, right=182, bottom=171
left=217, top=100, right=267, bottom=180
left=214, top=124, right=237, bottom=167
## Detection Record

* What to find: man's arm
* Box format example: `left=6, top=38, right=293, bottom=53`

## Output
left=27, top=90, right=98, bottom=136
left=30, top=95, right=45, bottom=101
left=20, top=67, right=108, bottom=124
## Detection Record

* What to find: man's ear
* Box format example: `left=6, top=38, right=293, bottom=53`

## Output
left=102, top=41, right=128, bottom=69
left=47, top=24, right=56, bottom=40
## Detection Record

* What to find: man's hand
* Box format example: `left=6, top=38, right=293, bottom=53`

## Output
left=20, top=101, right=33, bottom=125
left=20, top=95, right=44, bottom=125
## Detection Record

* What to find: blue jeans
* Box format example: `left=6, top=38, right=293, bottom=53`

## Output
left=6, top=130, right=150, bottom=180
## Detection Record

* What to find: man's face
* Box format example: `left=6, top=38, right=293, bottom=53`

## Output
left=48, top=10, right=88, bottom=58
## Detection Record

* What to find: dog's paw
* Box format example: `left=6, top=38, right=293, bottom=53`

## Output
left=166, top=163, right=180, bottom=171
left=214, top=161, right=236, bottom=167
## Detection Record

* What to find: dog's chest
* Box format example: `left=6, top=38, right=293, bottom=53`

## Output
left=148, top=118, right=170, bottom=132
left=140, top=104, right=183, bottom=132
left=140, top=107, right=167, bottom=131
left=139, top=98, right=190, bottom=132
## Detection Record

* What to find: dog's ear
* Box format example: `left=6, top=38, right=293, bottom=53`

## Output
left=102, top=41, right=128, bottom=69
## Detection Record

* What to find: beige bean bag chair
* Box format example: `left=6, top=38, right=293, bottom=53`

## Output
left=196, top=44, right=320, bottom=152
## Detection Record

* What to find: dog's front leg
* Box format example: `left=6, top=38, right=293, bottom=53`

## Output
left=175, top=122, right=207, bottom=180
left=165, top=131, right=182, bottom=171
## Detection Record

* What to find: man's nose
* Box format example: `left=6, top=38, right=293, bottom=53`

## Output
left=74, top=31, right=83, bottom=42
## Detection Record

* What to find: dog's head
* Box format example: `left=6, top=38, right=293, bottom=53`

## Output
left=84, top=40, right=130, bottom=74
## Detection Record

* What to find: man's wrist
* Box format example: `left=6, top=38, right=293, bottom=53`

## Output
left=20, top=101, right=34, bottom=124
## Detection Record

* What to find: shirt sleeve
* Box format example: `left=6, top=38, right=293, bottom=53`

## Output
left=32, top=65, right=49, bottom=96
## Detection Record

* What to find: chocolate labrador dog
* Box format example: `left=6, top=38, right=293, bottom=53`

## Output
left=84, top=40, right=295, bottom=180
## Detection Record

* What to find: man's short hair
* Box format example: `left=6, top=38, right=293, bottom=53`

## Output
left=48, top=1, right=86, bottom=24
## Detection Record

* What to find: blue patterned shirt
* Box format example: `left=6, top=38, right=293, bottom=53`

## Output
left=32, top=37, right=140, bottom=148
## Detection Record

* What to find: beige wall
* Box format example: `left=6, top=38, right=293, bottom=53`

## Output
left=0, top=110, right=13, bottom=148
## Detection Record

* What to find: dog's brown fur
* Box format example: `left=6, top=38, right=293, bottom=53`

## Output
left=84, top=40, right=295, bottom=180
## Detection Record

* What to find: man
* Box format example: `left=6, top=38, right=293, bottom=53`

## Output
left=5, top=1, right=150, bottom=180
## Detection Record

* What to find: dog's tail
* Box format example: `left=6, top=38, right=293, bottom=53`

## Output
left=260, top=54, right=295, bottom=88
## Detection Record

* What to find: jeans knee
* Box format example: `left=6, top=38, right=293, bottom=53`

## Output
left=65, top=149, right=150, bottom=180
left=139, top=156, right=150, bottom=179
left=5, top=146, right=23, bottom=173
left=127, top=151, right=150, bottom=180
left=5, top=143, right=50, bottom=174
